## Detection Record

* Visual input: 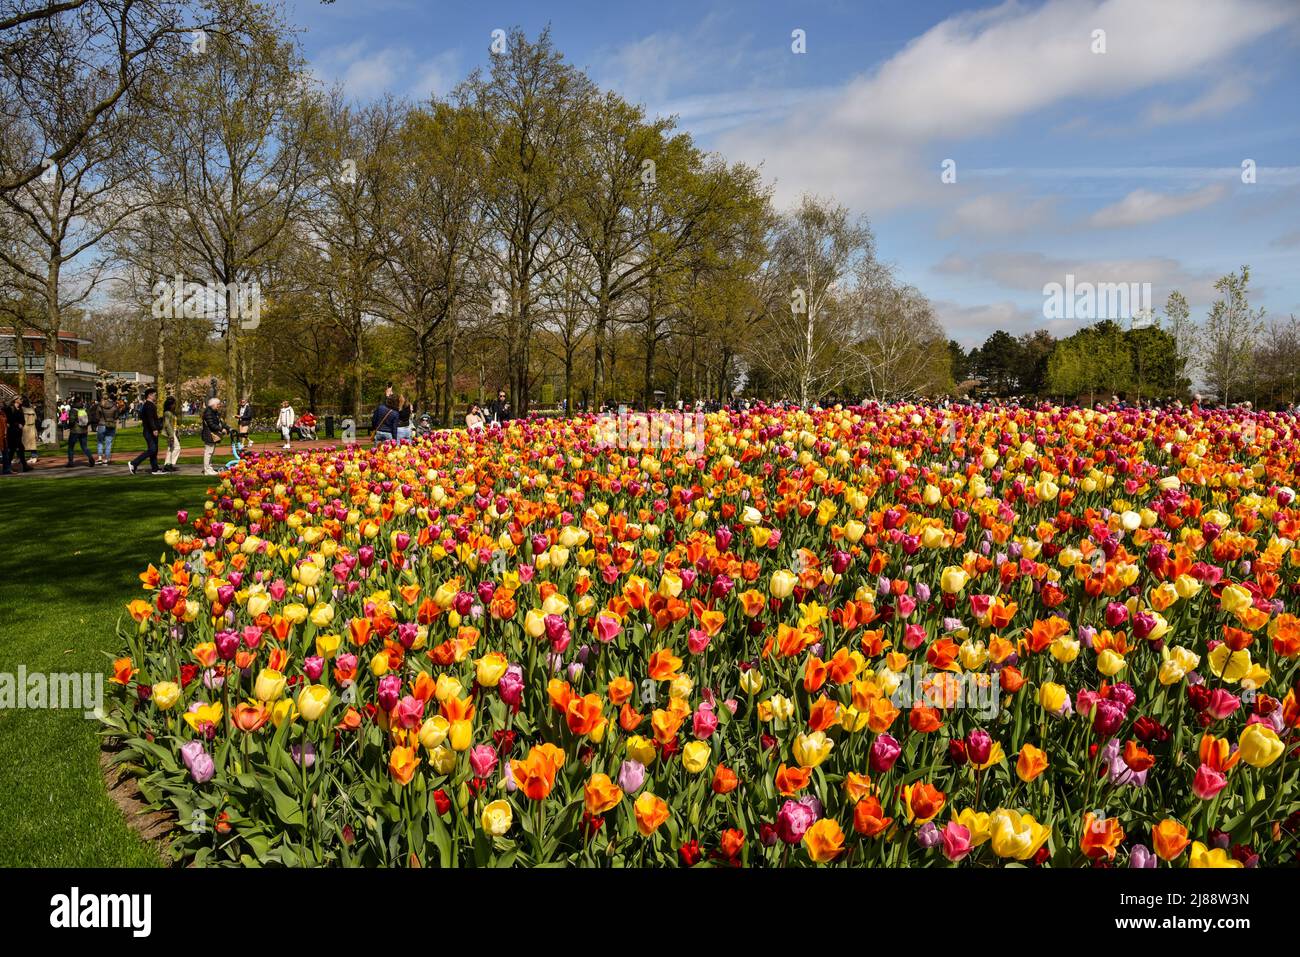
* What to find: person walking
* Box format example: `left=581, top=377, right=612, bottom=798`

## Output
left=276, top=399, right=296, bottom=449
left=128, top=387, right=164, bottom=475
left=161, top=396, right=182, bottom=472
left=93, top=389, right=119, bottom=465
left=201, top=397, right=226, bottom=475
left=21, top=397, right=37, bottom=466
left=1, top=397, right=22, bottom=474
left=238, top=396, right=253, bottom=449
left=65, top=395, right=94, bottom=467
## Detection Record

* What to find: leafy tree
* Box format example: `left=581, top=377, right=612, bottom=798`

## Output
left=1202, top=266, right=1264, bottom=405
left=972, top=330, right=1023, bottom=396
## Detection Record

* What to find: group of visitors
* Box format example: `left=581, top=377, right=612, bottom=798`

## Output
left=119, top=388, right=180, bottom=475
left=1, top=396, right=38, bottom=474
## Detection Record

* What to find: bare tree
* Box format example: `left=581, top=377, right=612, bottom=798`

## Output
left=139, top=2, right=313, bottom=419
left=852, top=264, right=948, bottom=401
left=0, top=85, right=149, bottom=411
left=1201, top=266, right=1264, bottom=404
left=0, top=0, right=205, bottom=195
left=748, top=194, right=874, bottom=405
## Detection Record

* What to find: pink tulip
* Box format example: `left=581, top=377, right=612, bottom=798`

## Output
left=1192, top=763, right=1229, bottom=800
left=940, top=821, right=972, bottom=862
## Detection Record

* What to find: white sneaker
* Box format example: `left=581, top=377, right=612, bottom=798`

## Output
left=203, top=468, right=219, bottom=476
left=282, top=444, right=291, bottom=449
left=127, top=461, right=137, bottom=475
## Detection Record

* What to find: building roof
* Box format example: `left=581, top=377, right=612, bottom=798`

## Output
left=0, top=326, right=93, bottom=345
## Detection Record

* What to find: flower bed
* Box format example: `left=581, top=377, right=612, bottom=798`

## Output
left=102, top=405, right=1300, bottom=867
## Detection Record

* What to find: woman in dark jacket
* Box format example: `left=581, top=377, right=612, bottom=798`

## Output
left=370, top=397, right=398, bottom=443
left=201, top=397, right=227, bottom=475
left=1, top=398, right=21, bottom=474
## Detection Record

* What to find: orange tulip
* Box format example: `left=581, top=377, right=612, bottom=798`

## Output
left=843, top=771, right=873, bottom=803
left=510, top=744, right=563, bottom=801
left=583, top=773, right=623, bottom=816
left=566, top=693, right=605, bottom=737
left=1016, top=744, right=1049, bottom=782
left=389, top=745, right=419, bottom=786
left=110, top=657, right=136, bottom=686
left=711, top=764, right=739, bottom=795
left=233, top=701, right=270, bottom=732
left=853, top=795, right=893, bottom=837
left=1081, top=812, right=1124, bottom=860
left=1152, top=819, right=1190, bottom=861
left=634, top=792, right=669, bottom=836
left=806, top=695, right=839, bottom=732
left=903, top=782, right=945, bottom=823
left=606, top=675, right=633, bottom=705
left=647, top=647, right=682, bottom=681
left=803, top=818, right=845, bottom=862
left=803, top=655, right=828, bottom=692
left=775, top=763, right=812, bottom=796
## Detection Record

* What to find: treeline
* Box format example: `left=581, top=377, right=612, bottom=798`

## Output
left=0, top=1, right=950, bottom=421
left=951, top=267, right=1296, bottom=407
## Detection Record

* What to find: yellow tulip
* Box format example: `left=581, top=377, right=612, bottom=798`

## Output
left=1238, top=723, right=1284, bottom=768
left=296, top=684, right=331, bottom=721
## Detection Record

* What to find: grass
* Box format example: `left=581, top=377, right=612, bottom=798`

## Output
left=0, top=474, right=213, bottom=866
left=68, top=429, right=286, bottom=454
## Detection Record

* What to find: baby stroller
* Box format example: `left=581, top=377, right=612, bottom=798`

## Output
left=296, top=412, right=318, bottom=441
left=225, top=430, right=246, bottom=471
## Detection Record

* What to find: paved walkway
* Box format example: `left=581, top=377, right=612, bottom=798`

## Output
left=2, top=438, right=345, bottom=479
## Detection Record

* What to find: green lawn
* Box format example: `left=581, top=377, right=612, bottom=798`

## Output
left=0, top=474, right=213, bottom=866
left=75, top=429, right=285, bottom=454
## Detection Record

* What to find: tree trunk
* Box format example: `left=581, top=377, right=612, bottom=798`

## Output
left=351, top=313, right=364, bottom=422
left=564, top=345, right=574, bottom=413
left=221, top=278, right=241, bottom=427
left=14, top=322, right=26, bottom=393
left=42, top=328, right=59, bottom=413
left=156, top=318, right=167, bottom=408
left=592, top=282, right=610, bottom=408
left=442, top=331, right=454, bottom=426
left=413, top=331, right=428, bottom=414
left=642, top=322, right=656, bottom=409
left=42, top=258, right=60, bottom=413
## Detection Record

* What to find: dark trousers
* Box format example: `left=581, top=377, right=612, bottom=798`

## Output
left=67, top=431, right=92, bottom=465
left=3, top=440, right=27, bottom=473
left=130, top=433, right=159, bottom=471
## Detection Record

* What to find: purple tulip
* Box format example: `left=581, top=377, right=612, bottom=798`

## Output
left=618, top=759, right=646, bottom=793
left=180, top=740, right=214, bottom=784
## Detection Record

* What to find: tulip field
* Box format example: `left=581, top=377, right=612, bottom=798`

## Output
left=101, top=405, right=1300, bottom=867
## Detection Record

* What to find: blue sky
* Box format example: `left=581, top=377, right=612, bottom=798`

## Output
left=290, top=0, right=1300, bottom=347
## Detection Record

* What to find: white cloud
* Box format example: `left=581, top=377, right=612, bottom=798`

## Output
left=935, top=250, right=1221, bottom=310
left=1144, top=76, right=1252, bottom=125
left=932, top=299, right=1048, bottom=346
left=938, top=192, right=1059, bottom=237
left=312, top=41, right=459, bottom=102
left=1087, top=184, right=1227, bottom=228
left=410, top=50, right=461, bottom=100
left=714, top=0, right=1296, bottom=211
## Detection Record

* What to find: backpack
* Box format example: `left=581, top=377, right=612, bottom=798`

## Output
left=76, top=408, right=89, bottom=427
